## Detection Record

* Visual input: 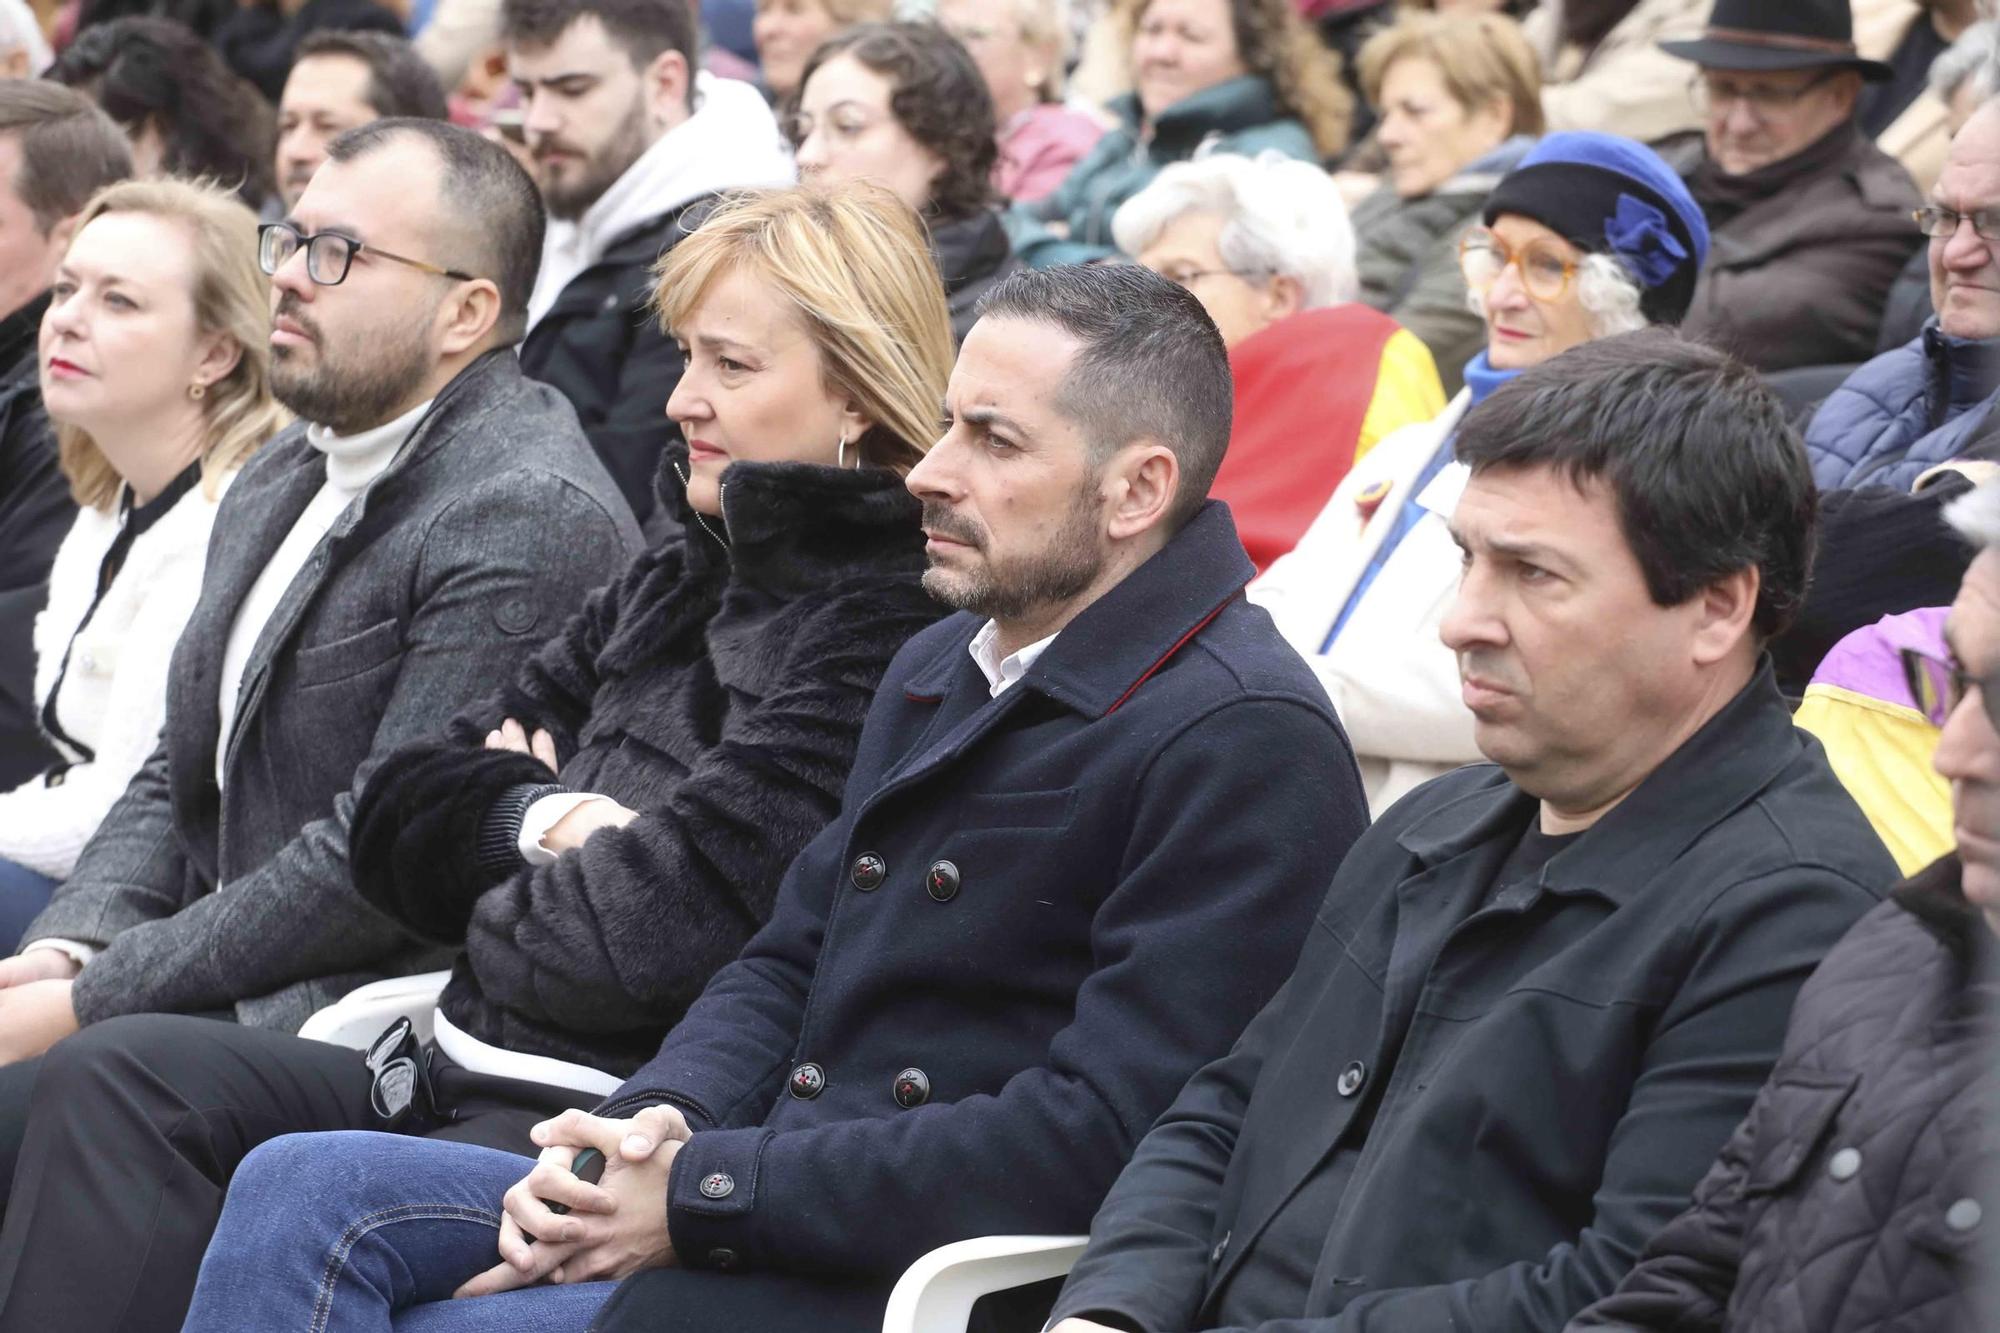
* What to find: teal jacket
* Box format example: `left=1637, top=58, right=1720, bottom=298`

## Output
left=1007, top=75, right=1316, bottom=268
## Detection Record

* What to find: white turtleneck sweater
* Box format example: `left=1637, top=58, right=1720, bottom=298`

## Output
left=214, top=401, right=431, bottom=789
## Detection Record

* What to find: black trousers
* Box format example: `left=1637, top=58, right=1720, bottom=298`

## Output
left=0, top=1012, right=593, bottom=1333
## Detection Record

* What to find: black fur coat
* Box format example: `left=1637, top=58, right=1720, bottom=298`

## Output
left=350, top=450, right=942, bottom=1074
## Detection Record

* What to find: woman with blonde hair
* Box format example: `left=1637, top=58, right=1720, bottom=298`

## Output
left=0, top=177, right=283, bottom=949
left=1348, top=9, right=1544, bottom=390
left=166, top=181, right=952, bottom=1333
left=1011, top=0, right=1352, bottom=266
left=937, top=0, right=1108, bottom=203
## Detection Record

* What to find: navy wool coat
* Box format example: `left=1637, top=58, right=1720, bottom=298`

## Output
left=591, top=500, right=1370, bottom=1312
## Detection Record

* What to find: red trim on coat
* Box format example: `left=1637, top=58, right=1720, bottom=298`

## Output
left=1105, top=588, right=1241, bottom=716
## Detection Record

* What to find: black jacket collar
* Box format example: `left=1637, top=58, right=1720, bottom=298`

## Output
left=1397, top=660, right=1802, bottom=906
left=899, top=499, right=1255, bottom=718
left=0, top=290, right=48, bottom=390
left=930, top=209, right=1014, bottom=297
left=658, top=441, right=926, bottom=597
left=1893, top=853, right=1999, bottom=976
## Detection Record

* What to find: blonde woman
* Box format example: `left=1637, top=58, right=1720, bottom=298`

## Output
left=937, top=0, right=1108, bottom=203
left=0, top=179, right=283, bottom=948
left=1011, top=0, right=1352, bottom=266
left=151, top=181, right=954, bottom=1333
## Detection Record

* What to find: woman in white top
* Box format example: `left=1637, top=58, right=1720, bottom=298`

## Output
left=0, top=177, right=285, bottom=947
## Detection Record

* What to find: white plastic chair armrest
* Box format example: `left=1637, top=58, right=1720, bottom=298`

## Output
left=880, top=1234, right=1090, bottom=1333
left=296, top=970, right=453, bottom=1049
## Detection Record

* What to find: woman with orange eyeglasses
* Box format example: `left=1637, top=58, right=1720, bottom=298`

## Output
left=1249, top=131, right=1710, bottom=816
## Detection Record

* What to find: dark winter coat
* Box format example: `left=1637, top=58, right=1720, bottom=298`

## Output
left=25, top=351, right=640, bottom=1032
left=1568, top=854, right=1995, bottom=1333
left=0, top=293, right=70, bottom=791
left=1804, top=325, right=2000, bottom=491
left=589, top=501, right=1369, bottom=1328
left=931, top=207, right=1021, bottom=343
left=211, top=0, right=402, bottom=102
left=1677, top=126, right=1923, bottom=374
left=349, top=450, right=943, bottom=1075
left=1048, top=664, right=1896, bottom=1333
left=519, top=197, right=712, bottom=537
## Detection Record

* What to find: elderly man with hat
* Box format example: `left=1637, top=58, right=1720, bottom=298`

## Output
left=1253, top=130, right=1711, bottom=816
left=1661, top=0, right=1924, bottom=373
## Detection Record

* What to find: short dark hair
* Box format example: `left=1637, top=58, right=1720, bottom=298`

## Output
left=0, top=81, right=132, bottom=232
left=1453, top=328, right=1816, bottom=640
left=324, top=118, right=546, bottom=344
left=975, top=264, right=1233, bottom=529
left=788, top=21, right=997, bottom=221
left=293, top=31, right=449, bottom=123
left=501, top=0, right=697, bottom=86
left=47, top=16, right=273, bottom=208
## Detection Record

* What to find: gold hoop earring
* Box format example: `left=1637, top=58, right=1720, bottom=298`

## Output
left=188, top=382, right=206, bottom=401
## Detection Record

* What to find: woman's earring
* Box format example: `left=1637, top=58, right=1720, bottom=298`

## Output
left=837, top=430, right=850, bottom=470
left=188, top=381, right=206, bottom=401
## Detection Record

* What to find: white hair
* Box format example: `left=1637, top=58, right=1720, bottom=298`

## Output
left=1930, top=20, right=2000, bottom=104
left=0, top=0, right=50, bottom=75
left=1948, top=478, right=2000, bottom=549
left=1111, top=152, right=1359, bottom=307
left=1464, top=250, right=1648, bottom=339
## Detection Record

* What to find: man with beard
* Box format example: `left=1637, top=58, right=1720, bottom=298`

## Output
left=143, top=264, right=1370, bottom=1333
left=0, top=119, right=640, bottom=1272
left=508, top=0, right=792, bottom=534
left=1043, top=330, right=1897, bottom=1333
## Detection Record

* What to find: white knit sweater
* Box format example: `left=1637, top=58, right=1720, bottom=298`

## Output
left=0, top=473, right=232, bottom=877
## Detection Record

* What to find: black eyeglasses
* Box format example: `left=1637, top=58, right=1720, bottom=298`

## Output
left=363, top=1016, right=447, bottom=1131
left=1900, top=645, right=1974, bottom=728
left=1913, top=206, right=2000, bottom=243
left=258, top=221, right=476, bottom=287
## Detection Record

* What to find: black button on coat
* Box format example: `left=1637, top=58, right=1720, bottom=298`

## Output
left=1049, top=665, right=1897, bottom=1332
left=592, top=502, right=1370, bottom=1311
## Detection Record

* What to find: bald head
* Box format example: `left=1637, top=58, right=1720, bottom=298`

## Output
left=1931, top=98, right=2000, bottom=341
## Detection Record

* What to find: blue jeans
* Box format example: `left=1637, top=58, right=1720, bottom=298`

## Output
left=181, top=1131, right=619, bottom=1333
left=0, top=857, right=56, bottom=954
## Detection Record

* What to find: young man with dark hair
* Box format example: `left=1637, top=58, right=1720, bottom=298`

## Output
left=0, top=83, right=131, bottom=793
left=276, top=30, right=448, bottom=211
left=1046, top=327, right=1900, bottom=1333
left=170, top=264, right=1370, bottom=1333
left=505, top=0, right=792, bottom=532
left=0, top=120, right=641, bottom=1333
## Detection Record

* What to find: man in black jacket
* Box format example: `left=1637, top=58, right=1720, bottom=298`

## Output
left=170, top=264, right=1371, bottom=1333
left=1568, top=478, right=2000, bottom=1333
left=508, top=0, right=791, bottom=533
left=0, top=85, right=130, bottom=792
left=1047, top=330, right=1900, bottom=1333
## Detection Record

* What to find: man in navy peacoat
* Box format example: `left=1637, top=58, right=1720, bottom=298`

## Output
left=1049, top=330, right=1902, bottom=1333
left=171, top=264, right=1372, bottom=1333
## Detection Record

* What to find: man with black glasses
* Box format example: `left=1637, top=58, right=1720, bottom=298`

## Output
left=1661, top=0, right=1922, bottom=373
left=0, top=121, right=638, bottom=1325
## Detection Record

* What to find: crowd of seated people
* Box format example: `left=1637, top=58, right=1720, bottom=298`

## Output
left=0, top=0, right=1992, bottom=1331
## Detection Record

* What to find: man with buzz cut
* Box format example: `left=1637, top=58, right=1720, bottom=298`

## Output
left=508, top=0, right=793, bottom=533
left=175, top=264, right=1372, bottom=1333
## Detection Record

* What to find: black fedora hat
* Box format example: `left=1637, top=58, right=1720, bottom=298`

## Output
left=1660, top=0, right=1892, bottom=82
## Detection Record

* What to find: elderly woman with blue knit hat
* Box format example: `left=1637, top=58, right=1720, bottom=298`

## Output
left=1251, top=129, right=1710, bottom=815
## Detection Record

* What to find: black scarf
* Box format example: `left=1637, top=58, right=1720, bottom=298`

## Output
left=1690, top=120, right=1859, bottom=231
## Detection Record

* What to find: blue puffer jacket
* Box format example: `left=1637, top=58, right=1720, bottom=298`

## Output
left=1805, top=324, right=2000, bottom=491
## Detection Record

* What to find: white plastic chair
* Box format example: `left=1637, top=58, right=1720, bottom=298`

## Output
left=879, top=1235, right=1089, bottom=1333
left=296, top=970, right=452, bottom=1050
